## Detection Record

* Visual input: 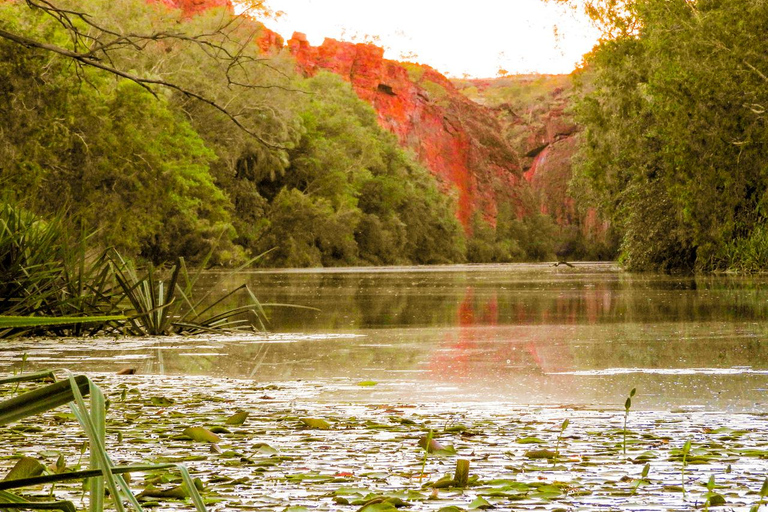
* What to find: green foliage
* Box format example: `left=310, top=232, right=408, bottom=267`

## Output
left=0, top=202, right=264, bottom=338
left=0, top=1, right=471, bottom=267
left=0, top=373, right=207, bottom=511
left=574, top=0, right=768, bottom=271
left=251, top=73, right=465, bottom=267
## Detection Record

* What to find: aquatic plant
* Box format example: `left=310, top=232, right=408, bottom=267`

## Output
left=111, top=252, right=265, bottom=336
left=555, top=418, right=569, bottom=462
left=680, top=439, right=692, bottom=499
left=623, top=387, right=636, bottom=457
left=0, top=372, right=206, bottom=511
left=418, top=430, right=434, bottom=480
left=631, top=463, right=650, bottom=495
left=0, top=202, right=267, bottom=338
left=750, top=477, right=768, bottom=512
left=703, top=474, right=726, bottom=510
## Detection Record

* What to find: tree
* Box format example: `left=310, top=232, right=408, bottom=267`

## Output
left=568, top=0, right=768, bottom=271
left=0, top=0, right=301, bottom=263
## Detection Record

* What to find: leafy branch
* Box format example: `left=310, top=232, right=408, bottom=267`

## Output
left=0, top=0, right=295, bottom=149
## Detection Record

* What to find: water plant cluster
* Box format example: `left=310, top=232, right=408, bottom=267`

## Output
left=0, top=202, right=264, bottom=338
left=3, top=374, right=768, bottom=511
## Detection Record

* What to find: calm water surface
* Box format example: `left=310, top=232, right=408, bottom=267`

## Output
left=3, top=262, right=768, bottom=410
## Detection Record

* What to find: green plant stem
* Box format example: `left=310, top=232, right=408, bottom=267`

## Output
left=419, top=430, right=433, bottom=481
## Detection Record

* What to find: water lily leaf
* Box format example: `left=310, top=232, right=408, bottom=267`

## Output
left=516, top=437, right=546, bottom=444
left=4, top=457, right=45, bottom=481
left=138, top=484, right=188, bottom=499
left=437, top=507, right=466, bottom=512
left=418, top=435, right=455, bottom=455
left=225, top=411, right=249, bottom=425
left=707, top=493, right=726, bottom=506
left=525, top=449, right=557, bottom=460
left=182, top=426, right=222, bottom=444
left=469, top=497, right=494, bottom=509
left=357, top=381, right=378, bottom=387
left=300, top=418, right=331, bottom=429
left=284, top=507, right=308, bottom=512
left=431, top=476, right=458, bottom=488
left=358, top=503, right=398, bottom=512
left=253, top=443, right=278, bottom=454
left=149, top=396, right=175, bottom=407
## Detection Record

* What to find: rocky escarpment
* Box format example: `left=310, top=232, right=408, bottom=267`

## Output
left=457, top=75, right=609, bottom=242
left=149, top=0, right=608, bottom=250
left=286, top=33, right=520, bottom=229
left=149, top=0, right=231, bottom=15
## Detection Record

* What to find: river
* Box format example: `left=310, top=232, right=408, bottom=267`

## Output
left=3, top=262, right=768, bottom=411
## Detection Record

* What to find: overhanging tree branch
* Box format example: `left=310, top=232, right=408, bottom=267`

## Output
left=0, top=26, right=285, bottom=150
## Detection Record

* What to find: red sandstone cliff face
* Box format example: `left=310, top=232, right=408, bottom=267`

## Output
left=144, top=0, right=604, bottom=245
left=149, top=0, right=230, bottom=15
left=287, top=33, right=520, bottom=229
left=457, top=76, right=609, bottom=242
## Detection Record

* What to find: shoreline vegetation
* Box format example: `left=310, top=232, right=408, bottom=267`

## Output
left=0, top=202, right=266, bottom=339
left=0, top=0, right=612, bottom=272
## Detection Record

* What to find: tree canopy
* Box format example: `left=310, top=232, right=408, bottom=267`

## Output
left=569, top=0, right=768, bottom=271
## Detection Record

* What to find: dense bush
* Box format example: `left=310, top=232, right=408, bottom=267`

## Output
left=573, top=0, right=768, bottom=272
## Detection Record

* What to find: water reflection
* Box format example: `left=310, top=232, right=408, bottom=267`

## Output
left=3, top=263, right=768, bottom=410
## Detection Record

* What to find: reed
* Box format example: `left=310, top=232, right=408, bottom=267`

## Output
left=0, top=372, right=207, bottom=511
left=0, top=202, right=265, bottom=338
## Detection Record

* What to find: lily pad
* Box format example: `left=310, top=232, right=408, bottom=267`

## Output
left=182, top=426, right=222, bottom=444
left=300, top=418, right=331, bottom=429
left=225, top=411, right=249, bottom=425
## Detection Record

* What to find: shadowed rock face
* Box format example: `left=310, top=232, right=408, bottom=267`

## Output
left=286, top=33, right=520, bottom=230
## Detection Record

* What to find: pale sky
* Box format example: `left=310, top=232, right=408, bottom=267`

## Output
left=258, top=0, right=600, bottom=77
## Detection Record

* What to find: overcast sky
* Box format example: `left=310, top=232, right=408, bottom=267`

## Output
left=258, top=0, right=600, bottom=77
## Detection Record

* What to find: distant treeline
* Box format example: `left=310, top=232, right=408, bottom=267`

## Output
left=1, top=0, right=467, bottom=267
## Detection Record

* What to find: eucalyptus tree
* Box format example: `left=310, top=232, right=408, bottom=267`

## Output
left=0, top=0, right=302, bottom=263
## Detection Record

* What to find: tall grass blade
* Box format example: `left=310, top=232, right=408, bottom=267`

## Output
left=0, top=501, right=76, bottom=511
left=0, top=464, right=175, bottom=491
left=0, top=377, right=89, bottom=425
left=0, top=316, right=125, bottom=329
left=0, top=371, right=56, bottom=386
left=175, top=465, right=207, bottom=512
left=67, top=376, right=133, bottom=512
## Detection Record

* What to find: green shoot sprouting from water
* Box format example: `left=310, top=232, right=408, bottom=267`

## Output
left=555, top=418, right=569, bottom=462
left=631, top=463, right=650, bottom=495
left=750, top=477, right=768, bottom=512
left=12, top=353, right=28, bottom=393
left=419, top=430, right=433, bottom=480
left=623, top=387, right=636, bottom=457
left=681, top=440, right=692, bottom=499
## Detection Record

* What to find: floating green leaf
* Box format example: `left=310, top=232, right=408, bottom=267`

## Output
left=225, top=411, right=249, bottom=425
left=300, top=418, right=331, bottom=429
left=183, top=426, right=222, bottom=444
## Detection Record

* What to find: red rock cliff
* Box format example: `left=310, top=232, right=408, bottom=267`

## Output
left=148, top=0, right=231, bottom=15
left=287, top=33, right=520, bottom=229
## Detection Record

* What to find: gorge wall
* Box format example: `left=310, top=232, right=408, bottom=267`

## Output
left=286, top=33, right=521, bottom=229
left=159, top=0, right=607, bottom=250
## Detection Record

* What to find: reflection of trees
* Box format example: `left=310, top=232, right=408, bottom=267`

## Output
left=197, top=269, right=768, bottom=332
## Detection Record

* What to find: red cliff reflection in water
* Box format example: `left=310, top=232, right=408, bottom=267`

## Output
left=427, top=283, right=616, bottom=385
